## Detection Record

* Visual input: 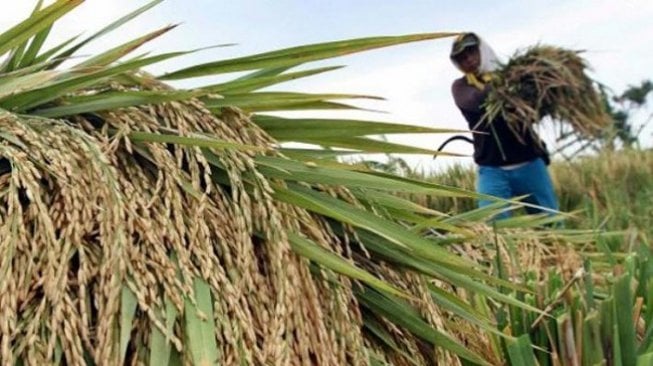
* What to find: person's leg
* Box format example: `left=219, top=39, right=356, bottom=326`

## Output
left=509, top=158, right=559, bottom=215
left=476, top=165, right=512, bottom=219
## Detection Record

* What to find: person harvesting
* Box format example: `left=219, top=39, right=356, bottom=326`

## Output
left=449, top=32, right=558, bottom=218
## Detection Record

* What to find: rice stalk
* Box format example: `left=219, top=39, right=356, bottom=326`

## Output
left=485, top=45, right=612, bottom=142
left=0, top=82, right=372, bottom=364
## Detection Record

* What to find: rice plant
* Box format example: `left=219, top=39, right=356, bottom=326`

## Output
left=467, top=231, right=653, bottom=366
left=0, top=1, right=552, bottom=365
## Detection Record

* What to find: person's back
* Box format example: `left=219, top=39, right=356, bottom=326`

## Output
left=448, top=33, right=558, bottom=218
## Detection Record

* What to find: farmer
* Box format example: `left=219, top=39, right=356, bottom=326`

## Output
left=449, top=32, right=558, bottom=219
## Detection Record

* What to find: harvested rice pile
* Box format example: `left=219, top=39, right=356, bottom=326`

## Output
left=0, top=95, right=368, bottom=365
left=0, top=79, right=463, bottom=365
left=484, top=46, right=611, bottom=141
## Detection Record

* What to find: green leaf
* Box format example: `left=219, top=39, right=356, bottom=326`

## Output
left=369, top=170, right=566, bottom=217
left=287, top=188, right=535, bottom=306
left=54, top=338, right=63, bottom=365
left=362, top=313, right=421, bottom=366
left=506, top=335, right=537, bottom=366
left=202, top=91, right=380, bottom=112
left=350, top=189, right=447, bottom=217
left=203, top=66, right=343, bottom=94
left=2, top=51, right=191, bottom=111
left=428, top=284, right=506, bottom=338
left=433, top=265, right=541, bottom=314
left=614, top=274, right=636, bottom=366
left=637, top=353, right=653, bottom=366
left=368, top=351, right=393, bottom=366
left=48, top=0, right=165, bottom=68
left=0, top=70, right=59, bottom=100
left=294, top=136, right=459, bottom=155
left=410, top=215, right=475, bottom=236
left=613, top=321, right=623, bottom=366
left=366, top=170, right=480, bottom=199
left=255, top=155, right=464, bottom=192
left=357, top=287, right=491, bottom=366
left=242, top=99, right=365, bottom=113
left=0, top=0, right=83, bottom=59
left=184, top=278, right=219, bottom=366
left=279, top=148, right=358, bottom=160
left=17, top=1, right=51, bottom=68
left=353, top=229, right=534, bottom=300
left=253, top=115, right=466, bottom=139
left=374, top=206, right=434, bottom=226
left=127, top=130, right=266, bottom=152
left=442, top=200, right=514, bottom=223
left=639, top=281, right=653, bottom=354
left=18, top=25, right=52, bottom=68
left=494, top=212, right=567, bottom=229
left=160, top=32, right=457, bottom=79
left=273, top=183, right=472, bottom=269
left=120, top=285, right=138, bottom=364
left=599, top=296, right=615, bottom=356
left=0, top=58, right=59, bottom=80
left=5, top=0, right=47, bottom=70
left=3, top=38, right=28, bottom=73
left=231, top=64, right=296, bottom=81
left=32, top=34, right=81, bottom=65
left=74, top=25, right=177, bottom=69
left=288, top=232, right=409, bottom=298
left=32, top=89, right=203, bottom=118
left=149, top=296, right=178, bottom=366
left=582, top=311, right=605, bottom=365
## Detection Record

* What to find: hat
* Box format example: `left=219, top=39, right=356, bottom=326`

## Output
left=450, top=33, right=480, bottom=58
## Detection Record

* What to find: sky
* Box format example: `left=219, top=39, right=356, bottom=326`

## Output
left=2, top=0, right=652, bottom=172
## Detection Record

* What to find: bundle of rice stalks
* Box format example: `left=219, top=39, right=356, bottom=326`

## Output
left=484, top=45, right=611, bottom=141
left=0, top=99, right=376, bottom=365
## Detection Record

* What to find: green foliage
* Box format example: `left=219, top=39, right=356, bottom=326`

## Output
left=488, top=246, right=653, bottom=366
left=616, top=80, right=652, bottom=107
left=551, top=149, right=653, bottom=241
left=600, top=79, right=652, bottom=148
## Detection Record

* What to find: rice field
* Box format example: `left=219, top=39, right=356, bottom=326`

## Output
left=417, top=148, right=653, bottom=240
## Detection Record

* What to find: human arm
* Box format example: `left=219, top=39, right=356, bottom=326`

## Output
left=451, top=79, right=490, bottom=115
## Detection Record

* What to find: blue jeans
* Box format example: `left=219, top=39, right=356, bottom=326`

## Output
left=477, top=158, right=558, bottom=219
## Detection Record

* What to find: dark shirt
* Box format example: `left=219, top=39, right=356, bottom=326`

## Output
left=451, top=77, right=548, bottom=166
